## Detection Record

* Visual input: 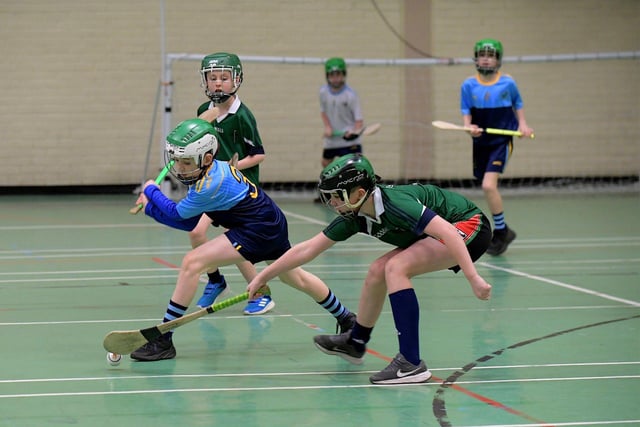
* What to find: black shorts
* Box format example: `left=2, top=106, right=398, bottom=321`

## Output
left=448, top=213, right=492, bottom=273
left=322, top=144, right=362, bottom=160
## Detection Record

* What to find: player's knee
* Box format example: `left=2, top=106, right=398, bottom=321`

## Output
left=481, top=181, right=498, bottom=193
left=383, top=257, right=410, bottom=279
left=188, top=229, right=207, bottom=247
left=366, top=258, right=387, bottom=282
left=276, top=268, right=299, bottom=287
left=181, top=251, right=205, bottom=276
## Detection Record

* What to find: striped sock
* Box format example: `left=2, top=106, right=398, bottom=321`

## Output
left=318, top=289, right=351, bottom=323
left=493, top=212, right=506, bottom=231
left=162, top=299, right=187, bottom=338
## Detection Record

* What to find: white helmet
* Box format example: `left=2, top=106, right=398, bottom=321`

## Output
left=164, top=118, right=219, bottom=185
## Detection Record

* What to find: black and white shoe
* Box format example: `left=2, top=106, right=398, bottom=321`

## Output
left=313, top=332, right=365, bottom=365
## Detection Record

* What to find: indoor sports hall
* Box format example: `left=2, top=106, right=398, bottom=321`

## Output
left=1, top=1, right=638, bottom=426
left=1, top=193, right=638, bottom=426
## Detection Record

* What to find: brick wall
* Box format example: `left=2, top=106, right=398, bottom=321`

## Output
left=0, top=0, right=638, bottom=186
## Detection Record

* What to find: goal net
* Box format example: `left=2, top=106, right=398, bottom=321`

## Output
left=160, top=52, right=640, bottom=195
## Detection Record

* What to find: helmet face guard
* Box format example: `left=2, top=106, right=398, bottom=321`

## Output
left=318, top=154, right=377, bottom=218
left=474, top=39, right=503, bottom=75
left=318, top=188, right=371, bottom=218
left=165, top=119, right=219, bottom=185
left=200, top=52, right=244, bottom=103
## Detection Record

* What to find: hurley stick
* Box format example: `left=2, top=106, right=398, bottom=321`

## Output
left=129, top=160, right=174, bottom=214
left=103, top=292, right=249, bottom=354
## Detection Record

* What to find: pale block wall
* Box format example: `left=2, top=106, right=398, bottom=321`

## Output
left=429, top=0, right=640, bottom=180
left=0, top=0, right=638, bottom=187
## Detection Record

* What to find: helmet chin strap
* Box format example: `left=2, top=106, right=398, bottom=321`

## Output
left=206, top=88, right=238, bottom=104
left=339, top=188, right=372, bottom=217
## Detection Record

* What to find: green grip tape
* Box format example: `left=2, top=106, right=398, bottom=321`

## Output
left=209, top=292, right=249, bottom=312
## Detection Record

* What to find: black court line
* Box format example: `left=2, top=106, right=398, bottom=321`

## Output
left=431, top=313, right=640, bottom=427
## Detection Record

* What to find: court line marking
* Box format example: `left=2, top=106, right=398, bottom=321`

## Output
left=480, top=263, right=640, bottom=307
left=2, top=303, right=638, bottom=327
left=0, top=224, right=162, bottom=231
left=1, top=362, right=638, bottom=384
left=1, top=256, right=637, bottom=274
left=4, top=212, right=635, bottom=416
left=462, top=421, right=640, bottom=427
left=1, top=375, right=639, bottom=399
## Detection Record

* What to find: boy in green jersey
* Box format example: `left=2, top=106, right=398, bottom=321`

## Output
left=192, top=52, right=272, bottom=315
left=247, top=154, right=493, bottom=385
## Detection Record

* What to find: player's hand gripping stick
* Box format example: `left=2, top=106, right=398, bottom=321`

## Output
left=129, top=160, right=175, bottom=215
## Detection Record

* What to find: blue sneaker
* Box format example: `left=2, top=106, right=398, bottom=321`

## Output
left=196, top=276, right=228, bottom=308
left=243, top=295, right=275, bottom=315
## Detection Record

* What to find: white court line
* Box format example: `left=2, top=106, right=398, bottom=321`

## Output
left=1, top=375, right=638, bottom=399
left=461, top=421, right=640, bottom=427
left=1, top=361, right=638, bottom=384
left=0, top=224, right=161, bottom=231
left=2, top=303, right=636, bottom=327
left=480, top=263, right=640, bottom=307
left=0, top=267, right=179, bottom=275
left=0, top=258, right=634, bottom=276
left=440, top=305, right=636, bottom=313
left=0, top=274, right=177, bottom=284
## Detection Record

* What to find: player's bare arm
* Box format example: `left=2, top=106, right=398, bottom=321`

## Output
left=247, top=233, right=335, bottom=299
left=424, top=216, right=492, bottom=300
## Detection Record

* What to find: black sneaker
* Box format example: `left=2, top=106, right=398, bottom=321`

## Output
left=313, top=332, right=365, bottom=365
left=335, top=312, right=357, bottom=334
left=486, top=227, right=516, bottom=256
left=369, top=353, right=432, bottom=385
left=130, top=335, right=176, bottom=361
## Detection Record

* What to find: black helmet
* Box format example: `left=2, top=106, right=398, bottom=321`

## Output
left=318, top=154, right=377, bottom=217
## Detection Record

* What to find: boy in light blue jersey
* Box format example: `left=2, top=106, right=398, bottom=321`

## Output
left=131, top=119, right=355, bottom=361
left=460, top=38, right=534, bottom=256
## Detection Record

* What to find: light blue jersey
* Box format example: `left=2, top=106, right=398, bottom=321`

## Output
left=143, top=159, right=290, bottom=263
left=177, top=161, right=250, bottom=219
left=460, top=72, right=523, bottom=146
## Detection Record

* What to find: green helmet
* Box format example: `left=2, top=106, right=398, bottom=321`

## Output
left=165, top=118, right=219, bottom=185
left=318, top=153, right=377, bottom=217
left=325, top=57, right=347, bottom=75
left=474, top=39, right=503, bottom=75
left=200, top=52, right=243, bottom=103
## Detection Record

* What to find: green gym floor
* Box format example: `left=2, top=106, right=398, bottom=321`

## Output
left=0, top=192, right=638, bottom=427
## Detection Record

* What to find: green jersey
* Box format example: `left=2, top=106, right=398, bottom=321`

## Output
left=197, top=98, right=264, bottom=185
left=323, top=184, right=483, bottom=248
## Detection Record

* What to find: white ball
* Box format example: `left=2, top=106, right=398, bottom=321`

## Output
left=106, top=352, right=122, bottom=366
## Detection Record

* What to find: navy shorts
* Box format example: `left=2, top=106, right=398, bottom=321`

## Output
left=221, top=207, right=292, bottom=264
left=473, top=140, right=513, bottom=180
left=323, top=144, right=362, bottom=160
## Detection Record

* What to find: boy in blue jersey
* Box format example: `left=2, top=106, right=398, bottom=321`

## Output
left=131, top=118, right=355, bottom=361
left=460, top=39, right=534, bottom=255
